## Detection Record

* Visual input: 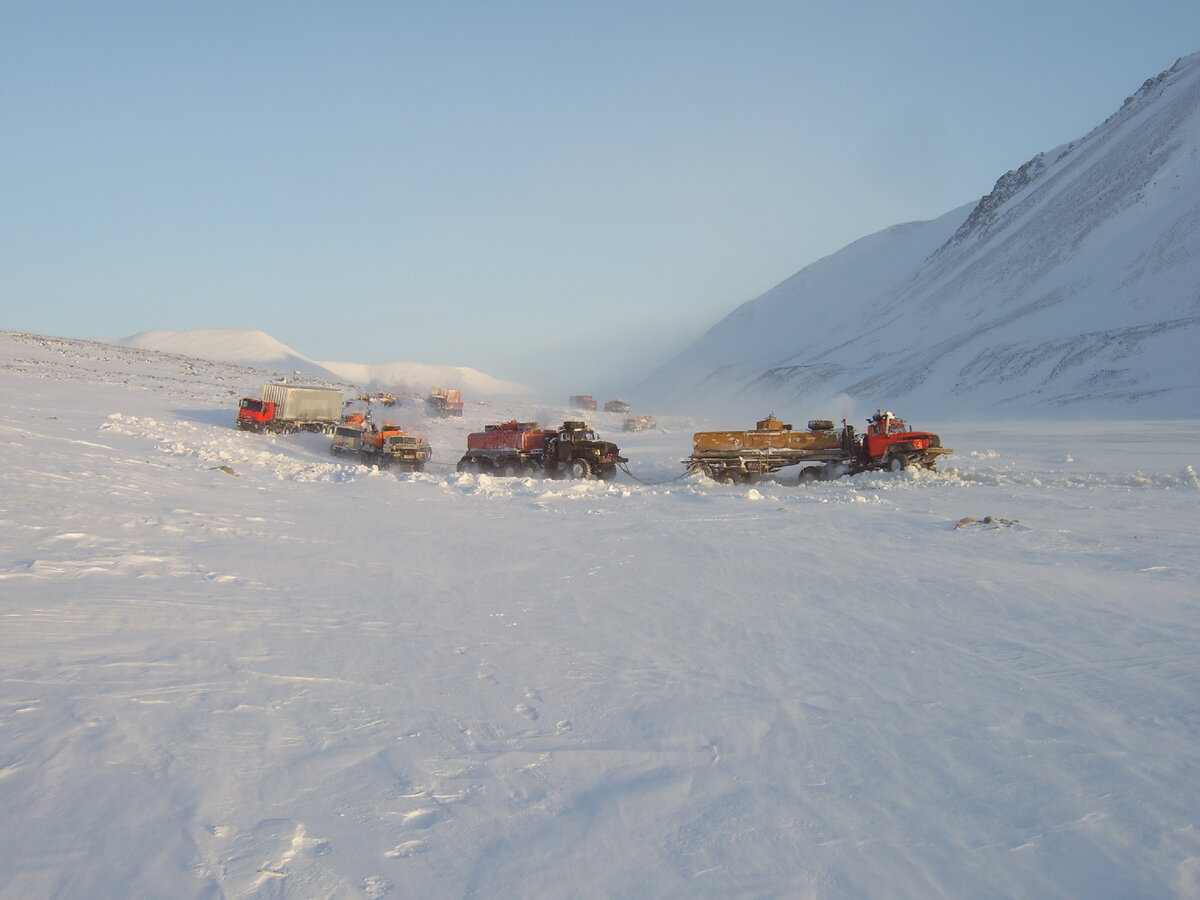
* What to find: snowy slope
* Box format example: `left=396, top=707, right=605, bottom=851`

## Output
left=3, top=329, right=1198, bottom=899
left=642, top=52, right=1200, bottom=417
left=118, top=329, right=341, bottom=379
left=115, top=329, right=534, bottom=398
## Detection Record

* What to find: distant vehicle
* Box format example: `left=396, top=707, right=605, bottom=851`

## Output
left=329, top=424, right=365, bottom=455
left=426, top=387, right=464, bottom=417
left=357, top=391, right=396, bottom=406
left=570, top=395, right=598, bottom=410
left=457, top=420, right=626, bottom=480
left=237, top=383, right=344, bottom=434
left=604, top=399, right=631, bottom=413
left=623, top=415, right=656, bottom=432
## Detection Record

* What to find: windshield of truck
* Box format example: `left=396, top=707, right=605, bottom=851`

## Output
left=239, top=399, right=264, bottom=412
left=385, top=436, right=417, bottom=447
left=334, top=427, right=361, bottom=438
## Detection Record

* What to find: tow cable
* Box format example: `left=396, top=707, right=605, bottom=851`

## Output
left=616, top=461, right=691, bottom=486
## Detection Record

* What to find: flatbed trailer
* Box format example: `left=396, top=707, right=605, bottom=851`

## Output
left=687, top=413, right=951, bottom=482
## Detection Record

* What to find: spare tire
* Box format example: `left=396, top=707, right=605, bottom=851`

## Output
left=808, top=419, right=835, bottom=431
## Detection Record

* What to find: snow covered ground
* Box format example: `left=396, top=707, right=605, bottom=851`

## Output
left=2, top=331, right=1198, bottom=899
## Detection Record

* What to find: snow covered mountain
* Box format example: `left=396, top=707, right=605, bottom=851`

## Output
left=641, top=52, right=1200, bottom=417
left=116, top=329, right=533, bottom=397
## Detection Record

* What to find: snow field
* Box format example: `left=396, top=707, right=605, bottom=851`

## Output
left=1, top=332, right=1198, bottom=898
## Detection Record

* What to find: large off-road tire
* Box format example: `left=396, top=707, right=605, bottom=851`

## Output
left=568, top=458, right=592, bottom=480
left=501, top=461, right=521, bottom=477
left=456, top=457, right=476, bottom=474
left=799, top=466, right=822, bottom=482
left=887, top=454, right=908, bottom=472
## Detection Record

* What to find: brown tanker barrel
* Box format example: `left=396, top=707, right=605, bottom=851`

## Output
left=693, top=428, right=842, bottom=454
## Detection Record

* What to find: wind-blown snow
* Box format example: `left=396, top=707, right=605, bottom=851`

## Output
left=641, top=52, right=1200, bottom=417
left=316, top=359, right=534, bottom=400
left=2, top=329, right=1198, bottom=898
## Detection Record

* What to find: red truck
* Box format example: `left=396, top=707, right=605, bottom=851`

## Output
left=237, top=384, right=344, bottom=433
left=687, top=410, right=952, bottom=482
left=426, top=387, right=464, bottom=417
left=457, top=420, right=626, bottom=480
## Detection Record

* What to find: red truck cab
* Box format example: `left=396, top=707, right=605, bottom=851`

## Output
left=861, top=410, right=938, bottom=460
left=237, top=398, right=276, bottom=429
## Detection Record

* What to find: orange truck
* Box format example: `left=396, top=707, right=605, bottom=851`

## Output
left=360, top=422, right=432, bottom=471
left=687, top=411, right=951, bottom=482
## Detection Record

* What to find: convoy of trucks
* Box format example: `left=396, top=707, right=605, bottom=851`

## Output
left=236, top=384, right=951, bottom=486
left=456, top=420, right=627, bottom=480
left=329, top=421, right=431, bottom=470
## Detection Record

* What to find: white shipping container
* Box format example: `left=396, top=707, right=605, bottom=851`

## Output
left=260, top=383, right=344, bottom=422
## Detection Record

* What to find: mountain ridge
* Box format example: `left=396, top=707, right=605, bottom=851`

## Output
left=639, top=52, right=1200, bottom=417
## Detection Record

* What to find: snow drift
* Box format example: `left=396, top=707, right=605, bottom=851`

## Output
left=641, top=52, right=1200, bottom=417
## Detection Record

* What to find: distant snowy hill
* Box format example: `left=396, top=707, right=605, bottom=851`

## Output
left=641, top=52, right=1200, bottom=417
left=115, top=329, right=533, bottom=398
left=118, top=329, right=339, bottom=378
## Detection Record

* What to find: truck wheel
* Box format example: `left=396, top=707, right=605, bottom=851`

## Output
left=456, top=457, right=474, bottom=474
left=501, top=461, right=520, bottom=477
left=799, top=466, right=821, bottom=482
left=568, top=458, right=592, bottom=480
left=887, top=454, right=907, bottom=472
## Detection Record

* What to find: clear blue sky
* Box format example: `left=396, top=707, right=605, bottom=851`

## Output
left=3, top=1, right=1198, bottom=392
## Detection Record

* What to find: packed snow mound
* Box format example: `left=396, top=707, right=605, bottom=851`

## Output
left=317, top=359, right=534, bottom=399
left=641, top=51, right=1200, bottom=417
left=117, top=329, right=338, bottom=377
